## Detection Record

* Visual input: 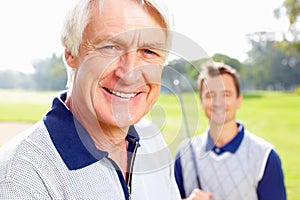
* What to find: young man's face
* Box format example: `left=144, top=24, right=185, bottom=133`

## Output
left=201, top=74, right=242, bottom=125
left=66, top=0, right=167, bottom=129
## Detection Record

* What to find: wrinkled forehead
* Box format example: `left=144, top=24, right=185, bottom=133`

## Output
left=94, top=29, right=167, bottom=48
left=85, top=0, right=168, bottom=47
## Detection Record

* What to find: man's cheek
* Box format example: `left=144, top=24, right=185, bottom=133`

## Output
left=140, top=64, right=162, bottom=85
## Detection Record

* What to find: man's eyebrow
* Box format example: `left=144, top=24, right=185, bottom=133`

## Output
left=87, top=32, right=120, bottom=45
left=223, top=90, right=233, bottom=94
left=140, top=41, right=167, bottom=50
left=203, top=90, right=215, bottom=94
left=88, top=32, right=167, bottom=50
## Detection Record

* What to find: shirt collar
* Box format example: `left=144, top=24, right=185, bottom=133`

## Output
left=43, top=91, right=140, bottom=170
left=206, top=122, right=244, bottom=155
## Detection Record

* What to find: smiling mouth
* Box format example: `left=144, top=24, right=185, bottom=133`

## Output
left=104, top=88, right=139, bottom=99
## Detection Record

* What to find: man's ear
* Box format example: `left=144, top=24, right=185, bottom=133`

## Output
left=236, top=94, right=243, bottom=109
left=64, top=49, right=78, bottom=68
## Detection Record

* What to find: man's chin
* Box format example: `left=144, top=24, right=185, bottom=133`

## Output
left=112, top=115, right=141, bottom=128
left=211, top=117, right=226, bottom=125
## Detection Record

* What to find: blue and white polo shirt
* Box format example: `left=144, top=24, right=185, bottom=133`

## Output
left=0, top=92, right=180, bottom=200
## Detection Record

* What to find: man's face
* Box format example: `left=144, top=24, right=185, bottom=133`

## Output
left=200, top=74, right=242, bottom=125
left=68, top=0, right=167, bottom=129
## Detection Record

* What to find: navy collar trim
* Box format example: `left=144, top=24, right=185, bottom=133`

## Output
left=206, top=123, right=244, bottom=154
left=43, top=92, right=140, bottom=170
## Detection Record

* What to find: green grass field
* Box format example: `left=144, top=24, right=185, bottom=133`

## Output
left=0, top=90, right=57, bottom=122
left=0, top=89, right=299, bottom=199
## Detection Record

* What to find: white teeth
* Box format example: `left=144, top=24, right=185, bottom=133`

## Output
left=214, top=110, right=225, bottom=114
left=108, top=89, right=137, bottom=99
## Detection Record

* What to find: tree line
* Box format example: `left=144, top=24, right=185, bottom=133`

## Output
left=162, top=31, right=300, bottom=92
left=0, top=32, right=299, bottom=92
left=0, top=54, right=67, bottom=91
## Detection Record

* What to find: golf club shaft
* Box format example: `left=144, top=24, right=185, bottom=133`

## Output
left=174, top=80, right=202, bottom=189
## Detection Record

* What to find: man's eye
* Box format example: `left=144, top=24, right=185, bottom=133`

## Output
left=100, top=45, right=117, bottom=52
left=143, top=49, right=155, bottom=55
left=96, top=45, right=115, bottom=52
left=103, top=45, right=115, bottom=50
left=96, top=45, right=123, bottom=56
left=141, top=49, right=164, bottom=60
left=223, top=92, right=232, bottom=98
left=205, top=93, right=214, bottom=99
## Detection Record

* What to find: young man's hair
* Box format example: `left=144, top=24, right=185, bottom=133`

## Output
left=197, top=61, right=241, bottom=99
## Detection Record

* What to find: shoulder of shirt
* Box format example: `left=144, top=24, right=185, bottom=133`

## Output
left=134, top=117, right=161, bottom=135
left=0, top=121, right=47, bottom=180
left=134, top=117, right=166, bottom=147
left=0, top=121, right=45, bottom=154
left=175, top=131, right=207, bottom=156
left=243, top=130, right=274, bottom=149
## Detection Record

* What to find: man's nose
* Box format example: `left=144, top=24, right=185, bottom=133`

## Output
left=114, top=51, right=142, bottom=84
left=213, top=94, right=225, bottom=106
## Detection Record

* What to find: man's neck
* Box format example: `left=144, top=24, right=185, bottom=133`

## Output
left=65, top=94, right=129, bottom=177
left=209, top=121, right=238, bottom=147
left=65, top=93, right=129, bottom=151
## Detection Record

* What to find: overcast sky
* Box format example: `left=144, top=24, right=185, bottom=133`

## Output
left=0, top=0, right=288, bottom=72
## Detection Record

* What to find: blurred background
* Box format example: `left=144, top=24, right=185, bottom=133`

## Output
left=0, top=0, right=299, bottom=199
